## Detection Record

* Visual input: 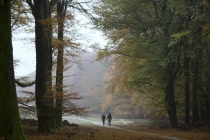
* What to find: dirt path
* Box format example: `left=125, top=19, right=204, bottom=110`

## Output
left=63, top=117, right=184, bottom=140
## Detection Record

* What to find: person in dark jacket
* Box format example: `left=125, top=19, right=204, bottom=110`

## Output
left=101, top=114, right=106, bottom=126
left=107, top=112, right=112, bottom=126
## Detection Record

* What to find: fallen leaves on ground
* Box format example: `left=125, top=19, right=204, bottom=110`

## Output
left=115, top=123, right=210, bottom=140
left=1, top=123, right=210, bottom=140
left=22, top=124, right=166, bottom=140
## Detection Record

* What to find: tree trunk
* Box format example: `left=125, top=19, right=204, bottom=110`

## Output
left=48, top=33, right=55, bottom=129
left=199, top=88, right=205, bottom=122
left=198, top=49, right=205, bottom=122
left=158, top=1, right=178, bottom=127
left=205, top=84, right=210, bottom=122
left=55, top=44, right=64, bottom=127
left=184, top=54, right=190, bottom=124
left=55, top=0, right=65, bottom=127
left=192, top=61, right=199, bottom=123
left=199, top=100, right=205, bottom=122
left=0, top=1, right=26, bottom=139
left=34, top=0, right=52, bottom=132
left=165, top=64, right=178, bottom=127
left=165, top=76, right=178, bottom=127
left=47, top=7, right=56, bottom=130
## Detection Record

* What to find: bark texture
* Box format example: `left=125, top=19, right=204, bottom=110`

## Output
left=0, top=1, right=26, bottom=139
left=184, top=54, right=190, bottom=124
left=34, top=0, right=52, bottom=132
left=55, top=0, right=65, bottom=127
left=165, top=74, right=178, bottom=127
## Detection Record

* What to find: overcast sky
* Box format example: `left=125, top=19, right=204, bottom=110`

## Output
left=12, top=5, right=107, bottom=77
left=13, top=31, right=106, bottom=77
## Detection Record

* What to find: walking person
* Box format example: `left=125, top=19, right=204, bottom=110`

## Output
left=107, top=112, right=112, bottom=126
left=101, top=114, right=106, bottom=126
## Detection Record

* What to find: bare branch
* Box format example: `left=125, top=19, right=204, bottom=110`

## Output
left=50, top=0, right=58, bottom=12
left=26, top=0, right=35, bottom=17
left=69, top=2, right=96, bottom=20
left=15, top=79, right=35, bottom=87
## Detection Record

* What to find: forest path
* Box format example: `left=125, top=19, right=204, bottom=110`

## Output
left=63, top=117, right=184, bottom=140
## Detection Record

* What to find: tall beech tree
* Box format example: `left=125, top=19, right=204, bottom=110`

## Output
left=54, top=0, right=93, bottom=127
left=0, top=0, right=26, bottom=139
left=55, top=0, right=69, bottom=127
left=26, top=0, right=57, bottom=132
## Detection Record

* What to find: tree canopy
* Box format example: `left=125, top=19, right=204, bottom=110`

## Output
left=94, top=0, right=210, bottom=127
